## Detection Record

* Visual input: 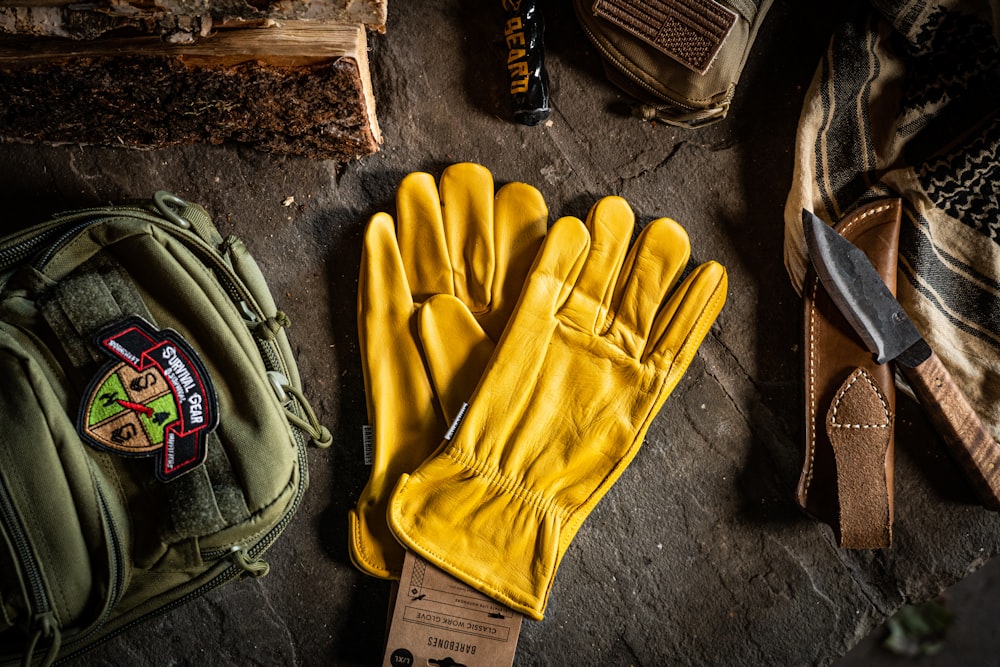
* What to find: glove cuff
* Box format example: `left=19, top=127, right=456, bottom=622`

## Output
left=348, top=506, right=401, bottom=580
left=387, top=450, right=563, bottom=621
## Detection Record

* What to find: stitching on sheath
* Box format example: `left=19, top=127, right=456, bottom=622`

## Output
left=829, top=367, right=891, bottom=429
left=804, top=275, right=820, bottom=491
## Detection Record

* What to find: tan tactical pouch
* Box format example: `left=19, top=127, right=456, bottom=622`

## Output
left=573, top=0, right=774, bottom=127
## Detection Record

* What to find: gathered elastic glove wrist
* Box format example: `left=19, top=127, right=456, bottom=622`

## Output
left=388, top=196, right=728, bottom=618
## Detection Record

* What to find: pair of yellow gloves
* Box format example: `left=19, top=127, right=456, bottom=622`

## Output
left=348, top=163, right=727, bottom=620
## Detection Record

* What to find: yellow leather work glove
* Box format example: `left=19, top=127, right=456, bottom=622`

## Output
left=388, top=196, right=728, bottom=619
left=349, top=163, right=548, bottom=579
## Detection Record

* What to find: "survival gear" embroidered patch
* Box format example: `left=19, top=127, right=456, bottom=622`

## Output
left=79, top=316, right=218, bottom=482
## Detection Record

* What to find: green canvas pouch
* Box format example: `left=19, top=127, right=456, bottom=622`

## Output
left=574, top=0, right=774, bottom=127
left=0, top=192, right=330, bottom=666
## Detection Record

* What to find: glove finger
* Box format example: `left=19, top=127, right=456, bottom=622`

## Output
left=361, top=208, right=454, bottom=427
left=646, top=260, right=728, bottom=377
left=440, top=163, right=496, bottom=310
left=607, top=217, right=691, bottom=359
left=354, top=212, right=438, bottom=578
left=517, top=215, right=591, bottom=321
left=396, top=171, right=452, bottom=301
left=480, top=181, right=548, bottom=340
left=418, top=294, right=495, bottom=424
left=559, top=197, right=634, bottom=333
left=359, top=212, right=414, bottom=322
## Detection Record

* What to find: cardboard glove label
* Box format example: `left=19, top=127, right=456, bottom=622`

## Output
left=388, top=196, right=728, bottom=620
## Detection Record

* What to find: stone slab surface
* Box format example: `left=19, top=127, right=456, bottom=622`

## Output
left=1, top=0, right=997, bottom=665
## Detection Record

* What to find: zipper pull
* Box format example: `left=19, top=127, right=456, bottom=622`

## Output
left=23, top=612, right=61, bottom=667
left=228, top=546, right=270, bottom=579
left=267, top=371, right=332, bottom=449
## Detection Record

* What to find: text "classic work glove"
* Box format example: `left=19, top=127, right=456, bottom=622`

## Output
left=388, top=196, right=728, bottom=619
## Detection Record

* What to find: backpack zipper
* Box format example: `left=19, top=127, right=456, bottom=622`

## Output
left=0, top=484, right=47, bottom=611
left=72, top=485, right=127, bottom=639
left=0, top=468, right=128, bottom=666
left=0, top=207, right=156, bottom=274
left=0, top=226, right=66, bottom=272
left=0, top=474, right=54, bottom=646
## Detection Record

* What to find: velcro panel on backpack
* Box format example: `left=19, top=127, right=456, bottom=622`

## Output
left=39, top=254, right=145, bottom=369
left=38, top=255, right=251, bottom=543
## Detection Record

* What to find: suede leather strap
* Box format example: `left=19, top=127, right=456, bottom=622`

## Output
left=825, top=367, right=893, bottom=548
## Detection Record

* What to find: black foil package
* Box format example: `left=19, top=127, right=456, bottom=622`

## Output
left=502, top=0, right=551, bottom=126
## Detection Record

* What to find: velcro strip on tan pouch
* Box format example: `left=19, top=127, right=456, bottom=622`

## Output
left=592, top=0, right=738, bottom=75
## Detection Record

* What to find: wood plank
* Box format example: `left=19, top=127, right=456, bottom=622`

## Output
left=0, top=21, right=382, bottom=161
left=0, top=0, right=387, bottom=41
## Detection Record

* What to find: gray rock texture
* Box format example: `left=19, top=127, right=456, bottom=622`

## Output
left=1, top=0, right=998, bottom=665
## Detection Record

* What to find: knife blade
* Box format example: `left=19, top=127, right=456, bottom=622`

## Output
left=802, top=208, right=1000, bottom=510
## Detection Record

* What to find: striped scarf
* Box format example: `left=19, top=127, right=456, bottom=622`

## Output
left=784, top=0, right=1000, bottom=434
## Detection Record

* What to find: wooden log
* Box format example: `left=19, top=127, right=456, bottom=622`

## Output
left=0, top=0, right=387, bottom=41
left=0, top=5, right=214, bottom=42
left=0, top=21, right=382, bottom=161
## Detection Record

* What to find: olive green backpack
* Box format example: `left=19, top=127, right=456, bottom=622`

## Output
left=0, top=192, right=330, bottom=666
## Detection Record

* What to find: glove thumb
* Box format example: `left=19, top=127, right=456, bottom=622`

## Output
left=418, top=294, right=495, bottom=425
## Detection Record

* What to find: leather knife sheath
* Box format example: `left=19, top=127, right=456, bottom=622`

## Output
left=797, top=199, right=902, bottom=549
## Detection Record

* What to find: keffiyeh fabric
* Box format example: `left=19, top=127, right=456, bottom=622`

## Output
left=784, top=0, right=1000, bottom=434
